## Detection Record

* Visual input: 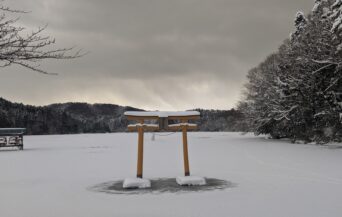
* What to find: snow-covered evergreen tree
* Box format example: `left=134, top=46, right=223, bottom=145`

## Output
left=291, top=11, right=307, bottom=41
left=240, top=0, right=342, bottom=143
left=330, top=0, right=342, bottom=51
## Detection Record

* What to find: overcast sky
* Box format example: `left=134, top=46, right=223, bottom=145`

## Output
left=1, top=0, right=313, bottom=110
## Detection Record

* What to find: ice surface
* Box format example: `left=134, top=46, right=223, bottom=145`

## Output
left=123, top=178, right=151, bottom=189
left=176, top=176, right=206, bottom=186
left=0, top=132, right=342, bottom=217
left=124, top=111, right=200, bottom=117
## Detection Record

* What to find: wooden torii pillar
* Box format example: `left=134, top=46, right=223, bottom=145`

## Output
left=125, top=111, right=200, bottom=178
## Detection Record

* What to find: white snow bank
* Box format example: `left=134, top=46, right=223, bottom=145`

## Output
left=176, top=176, right=206, bottom=186
left=124, top=111, right=200, bottom=118
left=123, top=178, right=151, bottom=189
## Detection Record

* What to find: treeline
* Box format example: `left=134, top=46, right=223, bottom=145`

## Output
left=0, top=98, right=141, bottom=134
left=195, top=109, right=247, bottom=132
left=0, top=98, right=247, bottom=135
left=239, top=0, right=342, bottom=143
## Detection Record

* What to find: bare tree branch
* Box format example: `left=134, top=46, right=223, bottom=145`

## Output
left=0, top=1, right=83, bottom=75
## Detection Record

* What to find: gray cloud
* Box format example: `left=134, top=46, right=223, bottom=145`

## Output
left=0, top=0, right=313, bottom=110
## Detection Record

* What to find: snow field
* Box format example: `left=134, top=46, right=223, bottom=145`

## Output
left=0, top=132, right=342, bottom=217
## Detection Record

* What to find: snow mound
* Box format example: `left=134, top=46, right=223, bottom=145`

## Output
left=176, top=176, right=206, bottom=186
left=123, top=178, right=151, bottom=189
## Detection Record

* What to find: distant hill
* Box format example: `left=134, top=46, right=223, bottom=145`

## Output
left=0, top=97, right=247, bottom=135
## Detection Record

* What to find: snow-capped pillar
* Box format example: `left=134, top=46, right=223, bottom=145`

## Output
left=137, top=120, right=144, bottom=178
left=181, top=120, right=190, bottom=176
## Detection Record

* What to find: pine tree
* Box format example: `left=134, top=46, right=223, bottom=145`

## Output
left=240, top=0, right=342, bottom=143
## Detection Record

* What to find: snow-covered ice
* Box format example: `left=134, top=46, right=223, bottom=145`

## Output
left=176, top=176, right=206, bottom=186
left=0, top=132, right=342, bottom=217
left=123, top=178, right=151, bottom=189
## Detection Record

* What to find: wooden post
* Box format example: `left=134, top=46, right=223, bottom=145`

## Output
left=137, top=120, right=144, bottom=178
left=182, top=123, right=190, bottom=176
left=19, top=135, right=23, bottom=150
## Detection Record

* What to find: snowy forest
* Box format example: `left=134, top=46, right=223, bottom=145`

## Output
left=239, top=0, right=342, bottom=143
left=0, top=98, right=246, bottom=135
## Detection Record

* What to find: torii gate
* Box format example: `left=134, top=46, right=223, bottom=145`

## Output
left=124, top=111, right=205, bottom=188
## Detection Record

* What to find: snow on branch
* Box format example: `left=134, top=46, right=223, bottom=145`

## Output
left=311, top=63, right=335, bottom=74
left=311, top=59, right=339, bottom=64
left=312, top=0, right=322, bottom=13
left=273, top=105, right=299, bottom=121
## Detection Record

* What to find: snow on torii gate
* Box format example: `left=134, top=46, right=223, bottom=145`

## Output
left=124, top=111, right=205, bottom=188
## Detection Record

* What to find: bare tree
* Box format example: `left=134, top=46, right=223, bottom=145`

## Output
left=0, top=1, right=82, bottom=74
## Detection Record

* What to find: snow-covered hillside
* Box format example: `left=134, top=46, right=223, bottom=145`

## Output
left=0, top=133, right=342, bottom=217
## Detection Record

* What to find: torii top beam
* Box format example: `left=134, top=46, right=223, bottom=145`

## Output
left=124, top=111, right=200, bottom=121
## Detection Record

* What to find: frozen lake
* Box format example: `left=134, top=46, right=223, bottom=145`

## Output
left=1, top=132, right=342, bottom=217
